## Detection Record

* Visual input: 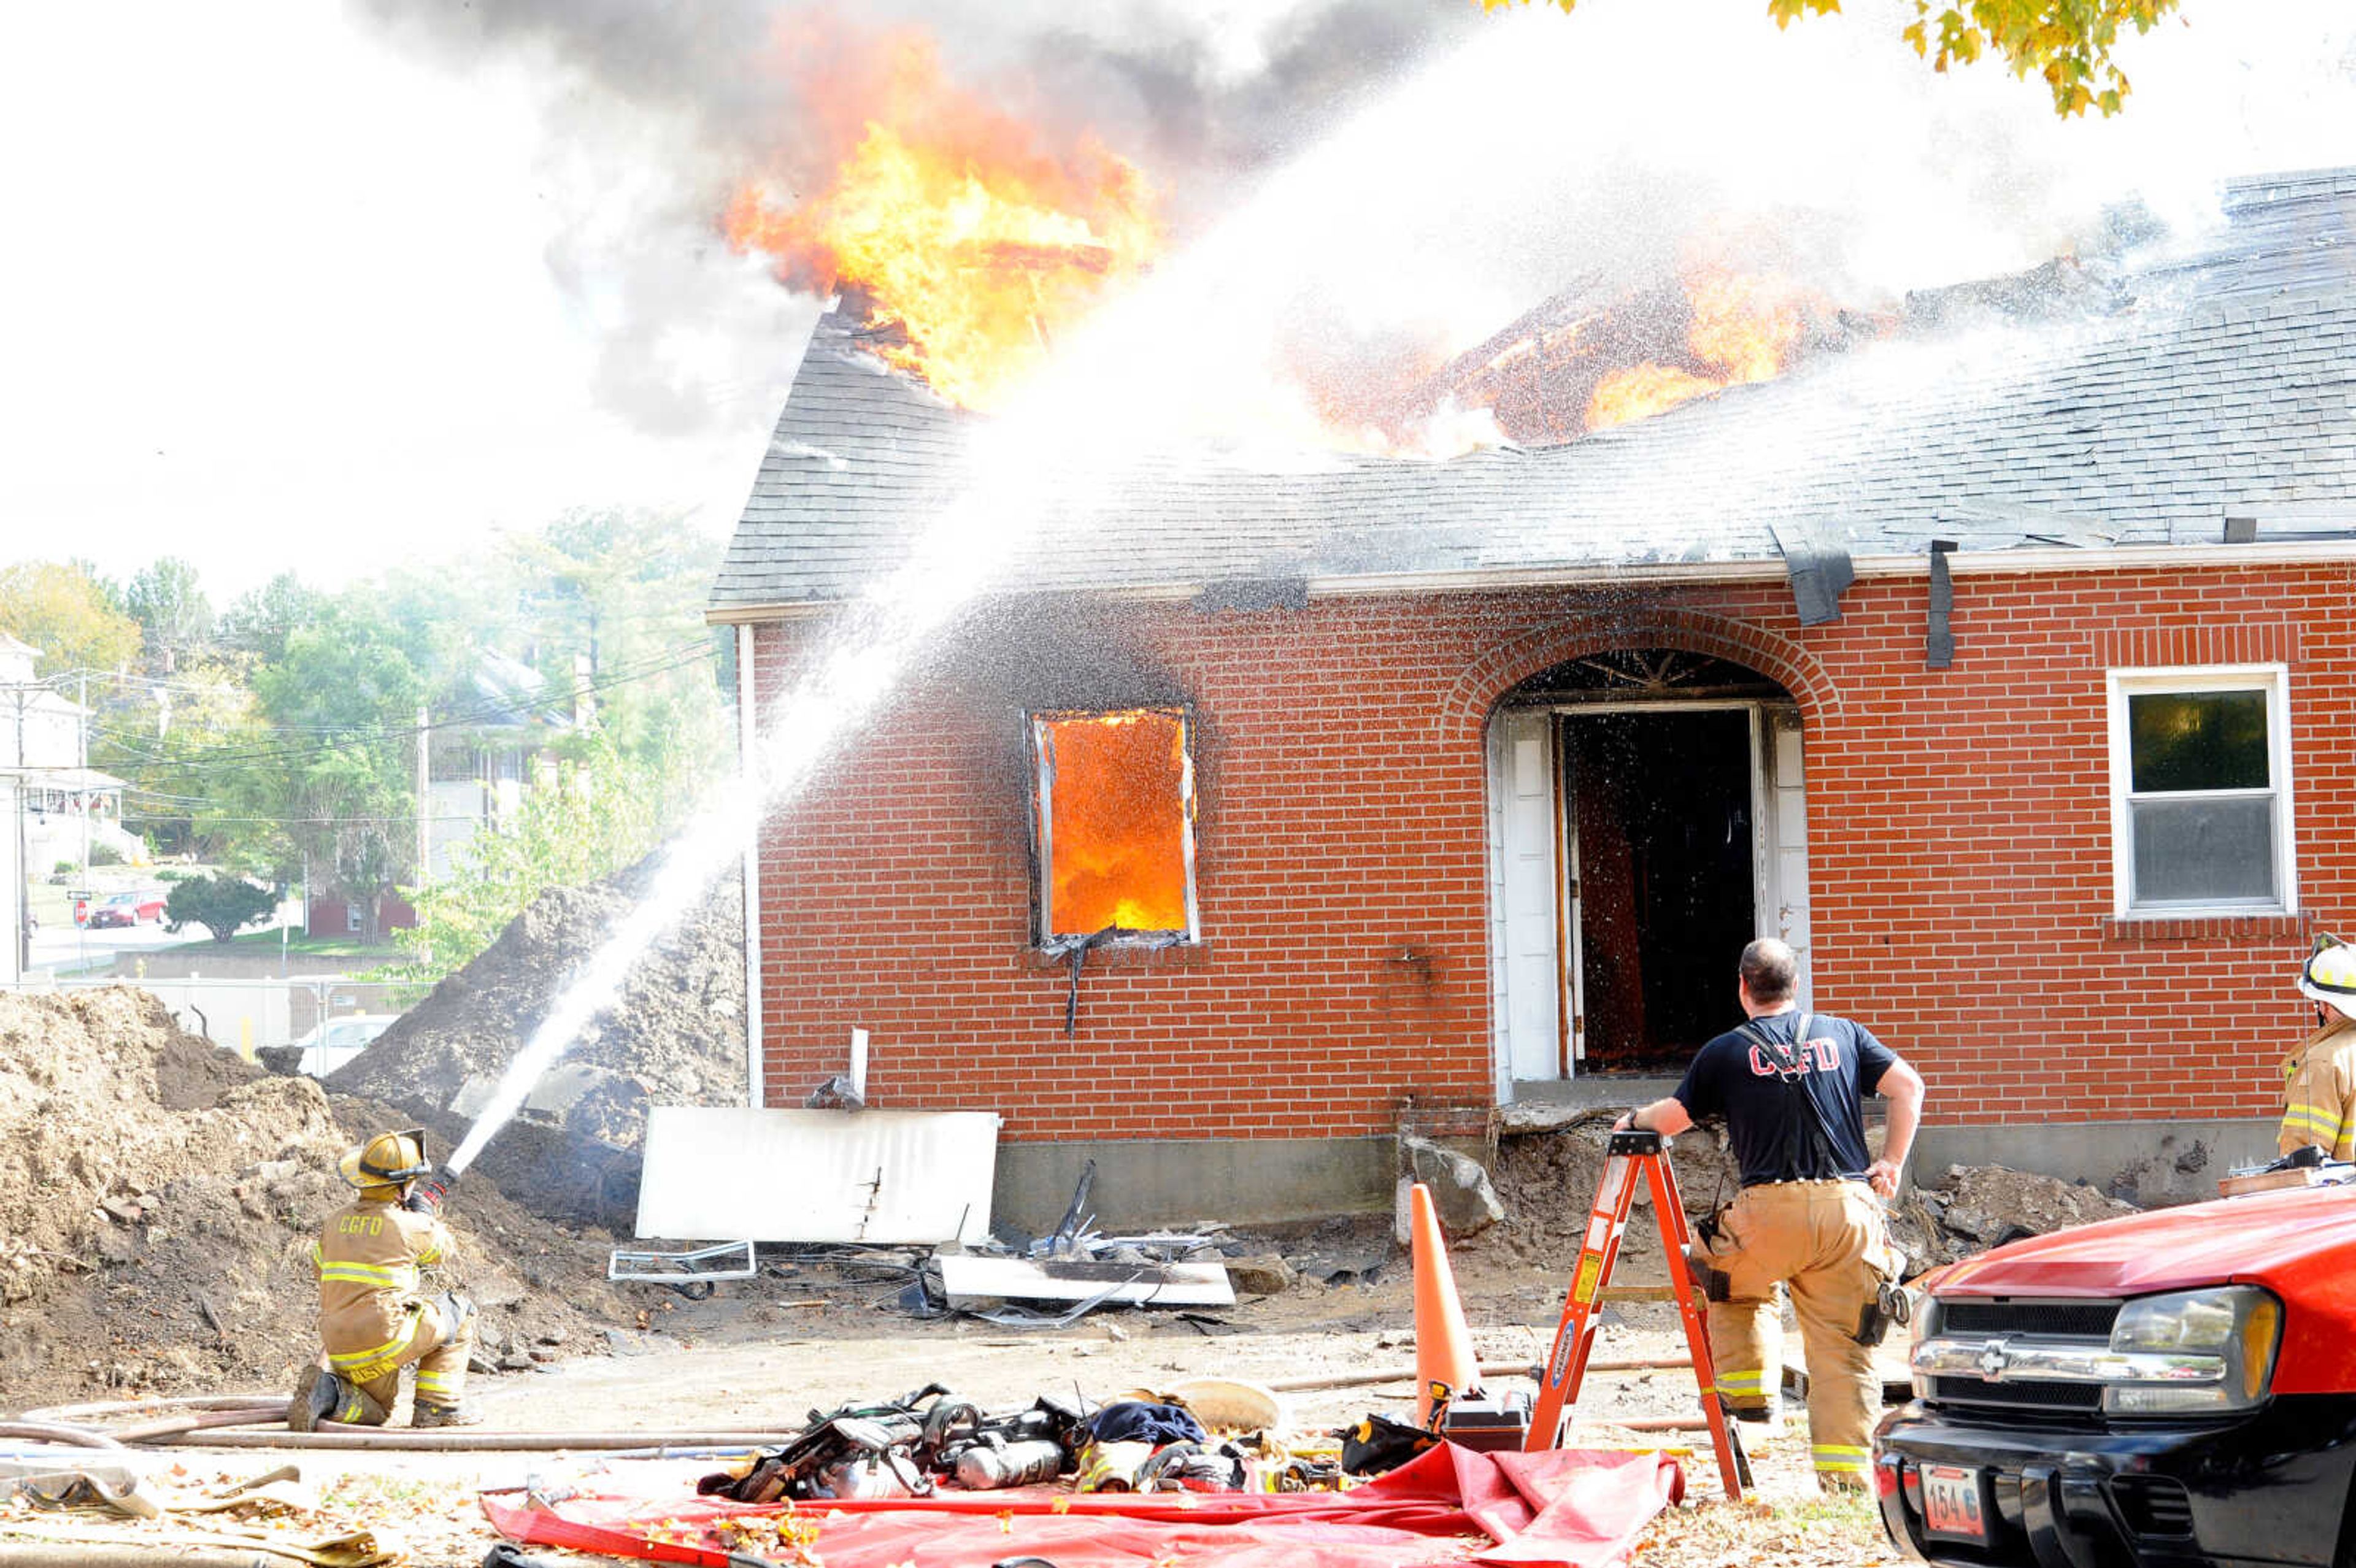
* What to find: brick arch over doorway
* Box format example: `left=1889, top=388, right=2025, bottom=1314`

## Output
left=1434, top=605, right=1842, bottom=743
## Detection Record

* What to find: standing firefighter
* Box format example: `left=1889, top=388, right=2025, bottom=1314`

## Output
left=2280, top=942, right=2356, bottom=1161
left=288, top=1129, right=480, bottom=1430
left=1612, top=938, right=1926, bottom=1491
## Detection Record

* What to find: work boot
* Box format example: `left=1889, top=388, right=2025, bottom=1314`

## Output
left=413, top=1402, right=483, bottom=1429
left=287, top=1366, right=343, bottom=1433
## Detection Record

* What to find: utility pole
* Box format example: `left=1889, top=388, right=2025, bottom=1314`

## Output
left=77, top=672, right=89, bottom=875
left=415, top=704, right=430, bottom=886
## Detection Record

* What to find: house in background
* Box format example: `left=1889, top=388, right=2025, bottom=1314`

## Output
left=710, top=166, right=2356, bottom=1229
left=0, top=631, right=141, bottom=874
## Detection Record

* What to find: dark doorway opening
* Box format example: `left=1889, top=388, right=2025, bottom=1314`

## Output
left=1565, top=708, right=1755, bottom=1073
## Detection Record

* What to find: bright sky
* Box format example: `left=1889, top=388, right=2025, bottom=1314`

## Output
left=4, top=2, right=2352, bottom=601
left=1, top=2, right=810, bottom=599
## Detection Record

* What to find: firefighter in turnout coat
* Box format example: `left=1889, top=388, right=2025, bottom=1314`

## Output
left=1613, top=939, right=1927, bottom=1491
left=287, top=1130, right=479, bottom=1430
left=2280, top=942, right=2356, bottom=1161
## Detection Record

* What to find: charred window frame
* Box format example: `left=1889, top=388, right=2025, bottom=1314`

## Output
left=1028, top=706, right=1199, bottom=952
left=2106, top=664, right=2297, bottom=917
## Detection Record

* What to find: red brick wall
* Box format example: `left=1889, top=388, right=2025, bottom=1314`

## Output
left=741, top=560, right=2348, bottom=1140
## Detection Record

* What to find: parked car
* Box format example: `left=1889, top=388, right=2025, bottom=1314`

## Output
left=1874, top=1173, right=2354, bottom=1568
left=80, top=890, right=166, bottom=928
left=290, top=1014, right=399, bottom=1078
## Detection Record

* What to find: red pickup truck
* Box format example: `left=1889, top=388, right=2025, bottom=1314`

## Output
left=1875, top=1180, right=2356, bottom=1568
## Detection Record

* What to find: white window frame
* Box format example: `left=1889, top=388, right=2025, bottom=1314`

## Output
left=1028, top=705, right=1201, bottom=952
left=2105, top=663, right=2296, bottom=918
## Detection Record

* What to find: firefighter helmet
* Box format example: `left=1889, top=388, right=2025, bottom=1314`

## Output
left=337, top=1129, right=431, bottom=1196
left=2300, top=942, right=2356, bottom=1022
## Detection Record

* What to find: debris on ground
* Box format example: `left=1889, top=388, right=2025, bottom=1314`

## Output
left=321, top=861, right=746, bottom=1227
left=1885, top=1163, right=2139, bottom=1267
left=0, top=988, right=628, bottom=1411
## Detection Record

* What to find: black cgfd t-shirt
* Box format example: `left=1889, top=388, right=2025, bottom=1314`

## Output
left=1672, top=1010, right=1897, bottom=1187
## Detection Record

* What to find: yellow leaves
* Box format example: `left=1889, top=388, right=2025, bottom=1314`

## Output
left=1479, top=0, right=2180, bottom=117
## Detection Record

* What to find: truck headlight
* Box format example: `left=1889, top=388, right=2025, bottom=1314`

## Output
left=2103, top=1287, right=2281, bottom=1415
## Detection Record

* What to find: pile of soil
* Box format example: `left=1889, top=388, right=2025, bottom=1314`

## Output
left=325, top=863, right=746, bottom=1226
left=0, top=988, right=627, bottom=1413
left=1885, top=1164, right=2138, bottom=1269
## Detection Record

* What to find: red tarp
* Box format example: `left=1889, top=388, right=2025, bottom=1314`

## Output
left=480, top=1442, right=1683, bottom=1568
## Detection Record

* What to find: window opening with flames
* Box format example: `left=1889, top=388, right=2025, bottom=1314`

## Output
left=1030, top=707, right=1197, bottom=949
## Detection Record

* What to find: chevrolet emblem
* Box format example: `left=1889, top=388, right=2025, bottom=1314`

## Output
left=1977, top=1337, right=2011, bottom=1380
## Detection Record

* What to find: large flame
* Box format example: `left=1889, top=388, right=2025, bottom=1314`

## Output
left=725, top=31, right=1160, bottom=412
left=1587, top=270, right=1808, bottom=431
left=1038, top=710, right=1191, bottom=936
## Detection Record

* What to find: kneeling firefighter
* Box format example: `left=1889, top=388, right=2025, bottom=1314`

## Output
left=288, top=1129, right=480, bottom=1431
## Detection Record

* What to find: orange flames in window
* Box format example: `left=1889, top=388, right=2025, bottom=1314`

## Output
left=1037, top=710, right=1190, bottom=937
left=723, top=30, right=1161, bottom=413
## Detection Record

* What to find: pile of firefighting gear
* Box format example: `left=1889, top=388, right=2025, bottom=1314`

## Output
left=699, top=1385, right=1343, bottom=1502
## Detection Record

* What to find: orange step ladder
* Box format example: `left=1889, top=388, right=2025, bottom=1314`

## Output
left=1523, top=1127, right=1750, bottom=1499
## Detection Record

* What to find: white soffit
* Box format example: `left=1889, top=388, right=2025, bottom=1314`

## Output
left=634, top=1107, right=1001, bottom=1245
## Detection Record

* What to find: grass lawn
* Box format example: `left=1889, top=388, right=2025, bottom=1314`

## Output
left=221, top=928, right=404, bottom=962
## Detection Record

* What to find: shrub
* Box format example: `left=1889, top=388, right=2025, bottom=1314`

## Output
left=52, top=859, right=75, bottom=876
left=89, top=844, right=125, bottom=867
left=164, top=875, right=277, bottom=943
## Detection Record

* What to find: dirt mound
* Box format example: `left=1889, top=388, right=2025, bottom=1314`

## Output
left=0, top=988, right=627, bottom=1413
left=325, top=862, right=746, bottom=1225
left=1887, top=1163, right=2139, bottom=1269
left=1482, top=1113, right=1741, bottom=1275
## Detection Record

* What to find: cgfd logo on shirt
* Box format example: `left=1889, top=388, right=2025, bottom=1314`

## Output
left=1747, top=1035, right=1838, bottom=1078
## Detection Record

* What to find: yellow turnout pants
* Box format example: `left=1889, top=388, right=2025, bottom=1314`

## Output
left=1696, top=1179, right=1896, bottom=1489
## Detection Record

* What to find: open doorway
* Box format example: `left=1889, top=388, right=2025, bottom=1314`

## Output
left=1564, top=709, right=1755, bottom=1073
left=1488, top=650, right=1809, bottom=1091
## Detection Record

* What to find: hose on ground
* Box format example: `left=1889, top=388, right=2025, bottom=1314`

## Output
left=0, top=1424, right=124, bottom=1451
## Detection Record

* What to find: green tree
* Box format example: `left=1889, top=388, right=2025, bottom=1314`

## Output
left=217, top=572, right=326, bottom=664
left=1490, top=0, right=2181, bottom=117
left=164, top=874, right=277, bottom=943
left=0, top=560, right=142, bottom=677
left=94, top=654, right=274, bottom=863
left=124, top=558, right=214, bottom=672
left=249, top=604, right=425, bottom=941
left=383, top=732, right=677, bottom=980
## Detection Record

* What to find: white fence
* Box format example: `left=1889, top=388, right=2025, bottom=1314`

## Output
left=3, top=975, right=425, bottom=1061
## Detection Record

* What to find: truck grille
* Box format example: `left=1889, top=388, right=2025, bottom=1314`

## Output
left=1924, top=1376, right=2104, bottom=1411
left=1921, top=1298, right=2123, bottom=1418
left=1936, top=1299, right=2122, bottom=1339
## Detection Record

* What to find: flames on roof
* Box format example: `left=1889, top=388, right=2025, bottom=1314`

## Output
left=1406, top=265, right=1880, bottom=449
left=723, top=28, right=1160, bottom=415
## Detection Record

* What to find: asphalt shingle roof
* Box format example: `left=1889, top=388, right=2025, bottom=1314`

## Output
left=711, top=167, right=2356, bottom=616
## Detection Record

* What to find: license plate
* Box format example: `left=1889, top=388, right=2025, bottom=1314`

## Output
left=1922, top=1464, right=1988, bottom=1543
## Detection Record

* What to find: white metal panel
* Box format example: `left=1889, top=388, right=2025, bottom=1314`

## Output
left=936, top=1254, right=1235, bottom=1309
left=1495, top=708, right=1563, bottom=1082
left=635, top=1107, right=1001, bottom=1244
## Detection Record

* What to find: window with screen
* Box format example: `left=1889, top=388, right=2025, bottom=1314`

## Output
left=2108, top=666, right=2295, bottom=915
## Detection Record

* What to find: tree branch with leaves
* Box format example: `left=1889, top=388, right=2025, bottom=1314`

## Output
left=1487, top=0, right=2183, bottom=117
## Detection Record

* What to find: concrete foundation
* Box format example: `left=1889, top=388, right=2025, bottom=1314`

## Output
left=1908, top=1118, right=2280, bottom=1207
left=992, top=1135, right=1396, bottom=1236
left=990, top=1115, right=2286, bottom=1234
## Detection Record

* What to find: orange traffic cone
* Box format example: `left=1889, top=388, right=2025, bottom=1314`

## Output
left=1409, top=1182, right=1481, bottom=1429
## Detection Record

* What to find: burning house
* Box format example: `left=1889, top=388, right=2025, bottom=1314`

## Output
left=710, top=166, right=2356, bottom=1227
